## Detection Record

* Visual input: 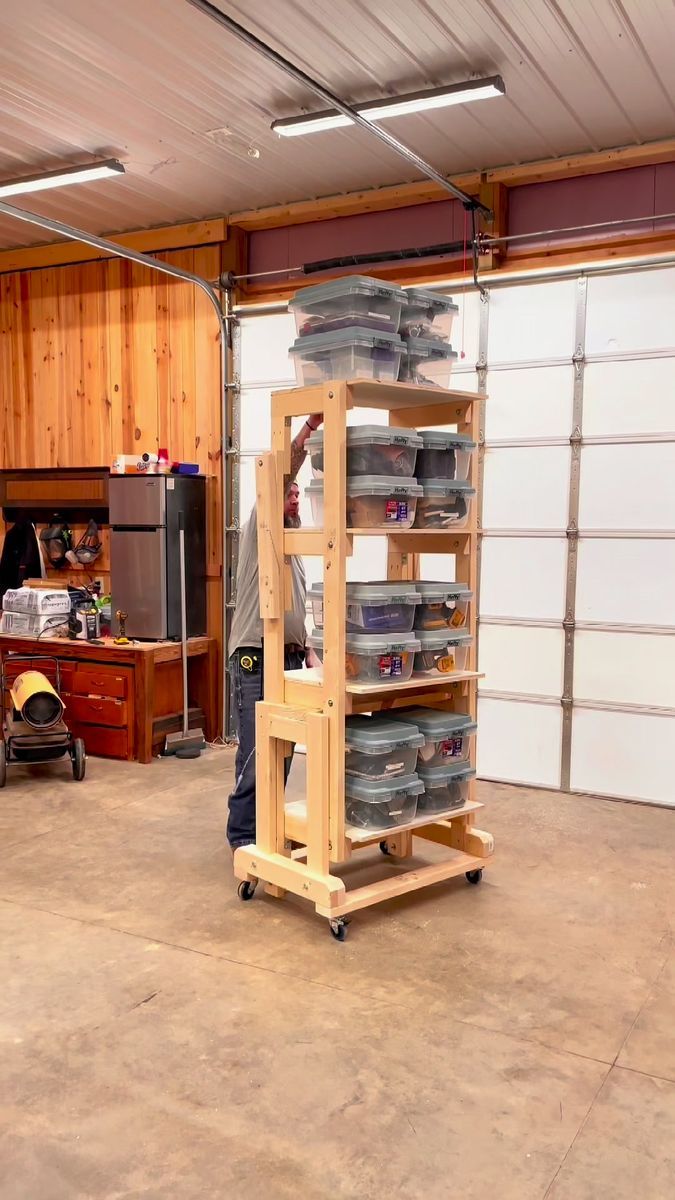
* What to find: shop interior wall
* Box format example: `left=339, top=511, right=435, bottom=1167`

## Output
left=0, top=246, right=225, bottom=718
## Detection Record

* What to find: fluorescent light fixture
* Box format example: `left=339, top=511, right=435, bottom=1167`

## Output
left=272, top=76, right=505, bottom=137
left=0, top=159, right=125, bottom=199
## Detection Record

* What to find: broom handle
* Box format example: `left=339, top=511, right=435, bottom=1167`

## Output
left=179, top=512, right=188, bottom=737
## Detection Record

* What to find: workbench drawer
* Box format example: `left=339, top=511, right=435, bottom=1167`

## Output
left=59, top=665, right=129, bottom=699
left=72, top=723, right=129, bottom=760
left=63, top=693, right=128, bottom=728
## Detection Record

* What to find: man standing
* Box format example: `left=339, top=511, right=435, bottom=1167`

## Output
left=227, top=413, right=322, bottom=852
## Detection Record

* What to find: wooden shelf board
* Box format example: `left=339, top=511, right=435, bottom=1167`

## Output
left=345, top=799, right=483, bottom=845
left=345, top=670, right=481, bottom=696
left=348, top=526, right=474, bottom=537
left=341, top=380, right=479, bottom=410
left=284, top=797, right=483, bottom=849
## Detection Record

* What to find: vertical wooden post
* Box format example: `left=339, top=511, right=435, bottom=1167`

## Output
left=321, top=382, right=348, bottom=862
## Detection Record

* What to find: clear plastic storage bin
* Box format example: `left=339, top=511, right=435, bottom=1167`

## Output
left=386, top=707, right=476, bottom=766
left=399, top=287, right=459, bottom=341
left=345, top=716, right=424, bottom=781
left=416, top=762, right=476, bottom=815
left=413, top=630, right=472, bottom=676
left=289, top=276, right=407, bottom=336
left=308, top=581, right=421, bottom=634
left=344, top=772, right=424, bottom=831
left=399, top=336, right=458, bottom=387
left=306, top=477, right=422, bottom=529
left=415, top=581, right=473, bottom=631
left=289, top=326, right=404, bottom=386
left=308, top=630, right=421, bottom=684
left=414, top=479, right=476, bottom=529
left=416, top=430, right=476, bottom=481
left=307, top=425, right=422, bottom=479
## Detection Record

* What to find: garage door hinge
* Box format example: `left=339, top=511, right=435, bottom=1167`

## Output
left=569, top=426, right=582, bottom=445
left=560, top=695, right=573, bottom=707
left=572, top=345, right=585, bottom=364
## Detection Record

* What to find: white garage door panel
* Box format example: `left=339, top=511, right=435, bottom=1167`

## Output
left=570, top=708, right=675, bottom=804
left=418, top=554, right=458, bottom=583
left=482, top=446, right=570, bottom=530
left=484, top=365, right=573, bottom=441
left=575, top=631, right=675, bottom=708
left=488, top=279, right=577, bottom=364
left=479, top=624, right=565, bottom=696
left=239, top=313, right=296, bottom=386
left=477, top=697, right=562, bottom=787
left=450, top=289, right=481, bottom=368
left=238, top=456, right=257, bottom=527
left=576, top=538, right=675, bottom=625
left=579, top=443, right=675, bottom=530
left=480, top=537, right=567, bottom=620
left=584, top=358, right=675, bottom=437
left=586, top=267, right=675, bottom=354
left=240, top=386, right=273, bottom=453
left=347, top=537, right=388, bottom=583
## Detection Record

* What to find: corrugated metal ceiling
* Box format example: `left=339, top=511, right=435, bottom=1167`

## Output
left=1, top=0, right=674, bottom=249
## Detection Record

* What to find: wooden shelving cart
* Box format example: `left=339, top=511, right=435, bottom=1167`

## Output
left=233, top=378, right=494, bottom=938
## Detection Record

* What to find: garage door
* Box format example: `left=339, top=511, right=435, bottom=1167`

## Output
left=478, top=267, right=675, bottom=804
left=236, top=264, right=675, bottom=806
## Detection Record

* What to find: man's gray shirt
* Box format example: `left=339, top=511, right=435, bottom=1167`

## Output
left=228, top=504, right=307, bottom=657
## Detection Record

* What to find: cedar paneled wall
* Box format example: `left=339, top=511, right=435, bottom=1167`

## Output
left=0, top=244, right=224, bottom=719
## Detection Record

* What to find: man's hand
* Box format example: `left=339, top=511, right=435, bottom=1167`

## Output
left=289, top=413, right=324, bottom=481
left=305, top=648, right=321, bottom=670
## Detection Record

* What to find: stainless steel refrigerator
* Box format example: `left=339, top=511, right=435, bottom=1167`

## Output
left=109, top=475, right=206, bottom=640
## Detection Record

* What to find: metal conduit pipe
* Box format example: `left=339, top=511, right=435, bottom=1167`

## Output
left=0, top=198, right=234, bottom=738
left=183, top=0, right=490, bottom=219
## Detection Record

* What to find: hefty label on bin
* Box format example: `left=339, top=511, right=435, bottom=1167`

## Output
left=441, top=737, right=465, bottom=759
left=385, top=499, right=408, bottom=522
left=378, top=654, right=403, bottom=678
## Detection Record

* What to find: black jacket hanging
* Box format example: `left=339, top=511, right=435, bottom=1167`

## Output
left=0, top=521, right=43, bottom=602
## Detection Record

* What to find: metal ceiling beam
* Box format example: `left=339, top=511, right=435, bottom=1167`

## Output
left=183, top=0, right=491, bottom=219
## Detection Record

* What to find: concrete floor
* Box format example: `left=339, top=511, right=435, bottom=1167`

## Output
left=1, top=748, right=675, bottom=1200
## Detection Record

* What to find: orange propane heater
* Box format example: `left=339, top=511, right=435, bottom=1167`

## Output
left=0, top=655, right=85, bottom=786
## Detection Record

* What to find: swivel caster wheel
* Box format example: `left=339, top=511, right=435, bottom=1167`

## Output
left=329, top=918, right=349, bottom=941
left=465, top=869, right=483, bottom=885
left=379, top=840, right=391, bottom=856
left=238, top=879, right=257, bottom=901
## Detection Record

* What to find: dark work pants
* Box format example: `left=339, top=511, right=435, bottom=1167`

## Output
left=227, top=647, right=305, bottom=850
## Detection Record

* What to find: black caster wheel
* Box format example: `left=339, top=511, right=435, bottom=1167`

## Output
left=466, top=869, right=483, bottom=885
left=379, top=840, right=391, bottom=856
left=71, top=738, right=86, bottom=782
left=238, top=880, right=257, bottom=901
left=329, top=918, right=349, bottom=941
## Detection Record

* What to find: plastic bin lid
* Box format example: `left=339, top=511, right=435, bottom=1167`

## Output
left=289, top=325, right=404, bottom=356
left=419, top=429, right=476, bottom=450
left=402, top=336, right=459, bottom=361
left=415, top=581, right=473, bottom=600
left=308, top=630, right=421, bottom=654
left=417, top=762, right=476, bottom=785
left=402, top=287, right=459, bottom=314
left=419, top=478, right=476, bottom=495
left=414, top=629, right=472, bottom=649
left=309, top=581, right=421, bottom=604
left=307, top=425, right=422, bottom=450
left=344, top=771, right=425, bottom=802
left=386, top=707, right=477, bottom=737
left=289, top=276, right=407, bottom=310
left=345, top=716, right=425, bottom=753
left=305, top=477, right=423, bottom=498
left=346, top=475, right=424, bottom=497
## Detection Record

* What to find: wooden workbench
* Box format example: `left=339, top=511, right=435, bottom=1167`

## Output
left=0, top=634, right=216, bottom=762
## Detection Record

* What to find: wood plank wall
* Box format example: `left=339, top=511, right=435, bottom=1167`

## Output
left=0, top=244, right=225, bottom=726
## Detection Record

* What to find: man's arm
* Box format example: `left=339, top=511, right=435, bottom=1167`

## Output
left=289, top=413, right=322, bottom=481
